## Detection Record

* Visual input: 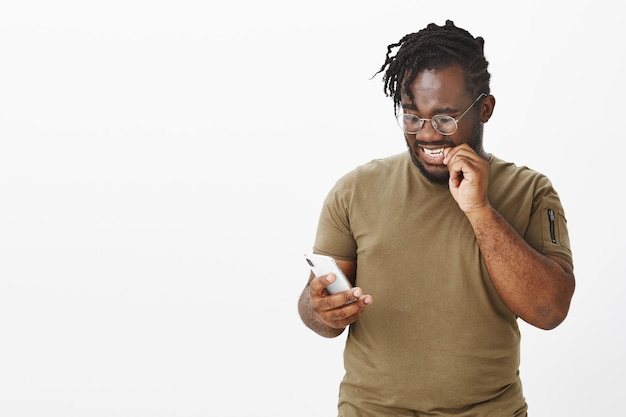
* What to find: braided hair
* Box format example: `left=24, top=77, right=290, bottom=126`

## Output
left=375, top=20, right=491, bottom=114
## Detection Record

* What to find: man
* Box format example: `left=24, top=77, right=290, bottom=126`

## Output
left=298, top=20, right=575, bottom=416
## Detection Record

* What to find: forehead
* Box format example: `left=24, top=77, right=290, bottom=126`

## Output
left=402, top=65, right=468, bottom=104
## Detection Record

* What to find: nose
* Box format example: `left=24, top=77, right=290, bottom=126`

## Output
left=415, top=118, right=441, bottom=141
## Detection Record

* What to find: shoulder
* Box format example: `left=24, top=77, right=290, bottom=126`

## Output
left=340, top=152, right=409, bottom=184
left=325, top=152, right=408, bottom=203
left=489, top=155, right=553, bottom=190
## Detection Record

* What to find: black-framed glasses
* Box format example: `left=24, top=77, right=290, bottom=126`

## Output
left=396, top=93, right=487, bottom=136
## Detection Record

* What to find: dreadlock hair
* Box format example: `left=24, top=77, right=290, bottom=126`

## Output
left=374, top=20, right=491, bottom=114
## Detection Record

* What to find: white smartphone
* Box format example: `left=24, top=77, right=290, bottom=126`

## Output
left=304, top=252, right=353, bottom=295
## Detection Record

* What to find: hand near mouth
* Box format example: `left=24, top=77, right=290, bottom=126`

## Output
left=443, top=144, right=490, bottom=214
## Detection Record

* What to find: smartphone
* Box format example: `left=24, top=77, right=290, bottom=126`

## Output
left=304, top=253, right=353, bottom=295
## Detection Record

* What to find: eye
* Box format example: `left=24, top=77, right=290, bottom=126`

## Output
left=433, top=115, right=454, bottom=123
left=407, top=114, right=423, bottom=124
left=432, top=115, right=457, bottom=135
left=432, top=115, right=455, bottom=128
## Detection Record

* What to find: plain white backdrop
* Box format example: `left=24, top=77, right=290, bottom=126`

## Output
left=1, top=1, right=624, bottom=416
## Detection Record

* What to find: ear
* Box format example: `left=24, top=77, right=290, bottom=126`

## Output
left=481, top=94, right=495, bottom=123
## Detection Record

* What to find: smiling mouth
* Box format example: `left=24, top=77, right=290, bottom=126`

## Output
left=422, top=147, right=445, bottom=157
left=417, top=146, right=450, bottom=166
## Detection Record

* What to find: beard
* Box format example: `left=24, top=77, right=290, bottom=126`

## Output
left=405, top=122, right=484, bottom=184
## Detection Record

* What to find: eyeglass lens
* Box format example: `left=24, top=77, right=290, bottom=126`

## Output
left=399, top=115, right=457, bottom=135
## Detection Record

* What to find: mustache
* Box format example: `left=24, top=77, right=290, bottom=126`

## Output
left=412, top=139, right=456, bottom=148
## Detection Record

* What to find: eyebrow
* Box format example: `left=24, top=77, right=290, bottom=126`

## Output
left=401, top=102, right=459, bottom=114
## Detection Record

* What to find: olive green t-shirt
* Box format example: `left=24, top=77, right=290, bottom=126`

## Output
left=313, top=152, right=572, bottom=415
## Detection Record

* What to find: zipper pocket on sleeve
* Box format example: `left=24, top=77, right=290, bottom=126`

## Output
left=548, top=208, right=557, bottom=244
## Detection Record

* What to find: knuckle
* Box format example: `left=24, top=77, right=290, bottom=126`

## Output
left=330, top=308, right=348, bottom=321
left=318, top=296, right=338, bottom=310
left=309, top=276, right=324, bottom=292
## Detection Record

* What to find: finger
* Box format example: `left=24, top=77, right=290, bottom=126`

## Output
left=443, top=147, right=464, bottom=182
left=445, top=154, right=464, bottom=187
left=331, top=292, right=373, bottom=317
left=444, top=147, right=484, bottom=183
left=355, top=294, right=373, bottom=311
left=309, top=273, right=336, bottom=294
left=449, top=153, right=487, bottom=183
left=322, top=294, right=373, bottom=327
left=316, top=287, right=361, bottom=312
left=444, top=145, right=475, bottom=167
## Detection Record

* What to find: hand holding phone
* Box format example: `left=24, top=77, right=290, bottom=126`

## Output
left=304, top=253, right=353, bottom=295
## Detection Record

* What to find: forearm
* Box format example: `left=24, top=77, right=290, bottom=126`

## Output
left=298, top=287, right=345, bottom=338
left=467, top=205, right=575, bottom=330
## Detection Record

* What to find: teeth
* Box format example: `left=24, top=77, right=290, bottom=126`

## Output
left=424, top=148, right=444, bottom=156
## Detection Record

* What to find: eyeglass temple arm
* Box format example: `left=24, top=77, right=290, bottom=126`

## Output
left=457, top=93, right=487, bottom=121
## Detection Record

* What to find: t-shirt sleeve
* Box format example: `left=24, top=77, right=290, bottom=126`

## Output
left=313, top=171, right=358, bottom=261
left=524, top=176, right=573, bottom=267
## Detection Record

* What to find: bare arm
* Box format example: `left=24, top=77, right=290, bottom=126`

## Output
left=444, top=145, right=575, bottom=330
left=298, top=259, right=373, bottom=338
left=467, top=205, right=575, bottom=329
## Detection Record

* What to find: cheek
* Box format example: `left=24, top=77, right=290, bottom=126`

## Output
left=455, top=119, right=480, bottom=142
left=445, top=133, right=462, bottom=144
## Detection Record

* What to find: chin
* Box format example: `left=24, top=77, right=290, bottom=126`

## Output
left=408, top=149, right=449, bottom=184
